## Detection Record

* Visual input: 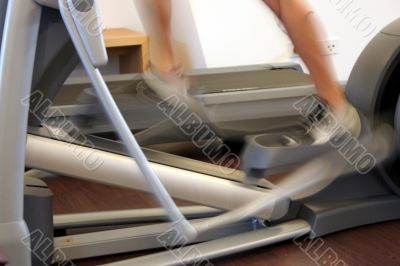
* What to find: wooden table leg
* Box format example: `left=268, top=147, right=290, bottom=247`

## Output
left=119, top=46, right=142, bottom=74
left=106, top=39, right=150, bottom=74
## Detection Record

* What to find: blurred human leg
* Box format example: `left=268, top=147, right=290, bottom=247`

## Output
left=263, top=0, right=346, bottom=111
left=146, top=0, right=180, bottom=73
left=141, top=0, right=189, bottom=100
left=263, top=0, right=360, bottom=140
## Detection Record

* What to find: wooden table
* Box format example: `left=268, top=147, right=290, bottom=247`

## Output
left=103, top=28, right=149, bottom=74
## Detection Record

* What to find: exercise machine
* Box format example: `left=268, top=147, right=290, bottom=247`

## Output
left=37, top=63, right=317, bottom=149
left=0, top=0, right=400, bottom=265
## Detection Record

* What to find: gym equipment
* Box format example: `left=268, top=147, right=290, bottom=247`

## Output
left=0, top=0, right=399, bottom=264
left=0, top=0, right=40, bottom=265
left=43, top=63, right=316, bottom=141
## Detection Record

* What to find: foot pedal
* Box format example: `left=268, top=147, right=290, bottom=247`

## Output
left=241, top=131, right=331, bottom=181
left=241, top=112, right=378, bottom=182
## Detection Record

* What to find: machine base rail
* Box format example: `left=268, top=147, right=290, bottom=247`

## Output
left=53, top=219, right=262, bottom=261
left=54, top=206, right=222, bottom=230
left=102, top=219, right=311, bottom=266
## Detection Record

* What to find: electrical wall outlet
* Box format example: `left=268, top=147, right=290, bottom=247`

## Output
left=290, top=37, right=339, bottom=58
left=322, top=38, right=339, bottom=55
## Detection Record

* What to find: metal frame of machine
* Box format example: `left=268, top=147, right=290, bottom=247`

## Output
left=1, top=0, right=400, bottom=265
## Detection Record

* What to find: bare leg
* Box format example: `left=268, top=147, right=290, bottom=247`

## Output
left=147, top=0, right=179, bottom=73
left=263, top=0, right=347, bottom=111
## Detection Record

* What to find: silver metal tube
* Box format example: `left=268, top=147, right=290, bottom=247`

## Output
left=0, top=0, right=40, bottom=224
left=0, top=0, right=41, bottom=265
left=103, top=220, right=311, bottom=266
left=53, top=206, right=221, bottom=229
left=59, top=0, right=197, bottom=240
left=25, top=135, right=272, bottom=218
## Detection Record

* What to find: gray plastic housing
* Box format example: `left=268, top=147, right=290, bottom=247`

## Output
left=29, top=7, right=81, bottom=127
left=241, top=111, right=374, bottom=179
left=346, top=18, right=400, bottom=195
left=241, top=131, right=332, bottom=178
left=24, top=177, right=53, bottom=266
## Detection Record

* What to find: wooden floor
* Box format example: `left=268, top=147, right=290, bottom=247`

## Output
left=44, top=177, right=400, bottom=266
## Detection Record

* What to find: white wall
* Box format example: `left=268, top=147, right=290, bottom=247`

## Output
left=189, top=0, right=292, bottom=68
left=98, top=0, right=291, bottom=69
left=97, top=0, right=144, bottom=31
left=307, top=0, right=400, bottom=80
left=170, top=0, right=207, bottom=68
left=97, top=0, right=400, bottom=80
left=133, top=0, right=206, bottom=68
